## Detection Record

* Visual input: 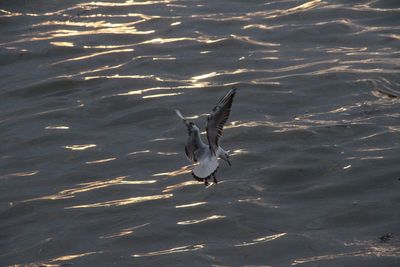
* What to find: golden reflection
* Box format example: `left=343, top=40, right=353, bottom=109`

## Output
left=191, top=69, right=248, bottom=82
left=50, top=41, right=74, bottom=47
left=116, top=90, right=142, bottom=96
left=225, top=120, right=274, bottom=130
left=84, top=74, right=158, bottom=81
left=231, top=149, right=249, bottom=156
left=326, top=46, right=368, bottom=53
left=200, top=37, right=228, bottom=44
left=64, top=144, right=97, bottom=151
left=11, top=171, right=39, bottom=177
left=328, top=107, right=348, bottom=113
left=83, top=44, right=134, bottom=49
left=53, top=63, right=127, bottom=80
left=191, top=72, right=218, bottom=81
left=45, top=125, right=70, bottom=130
left=141, top=37, right=195, bottom=45
left=66, top=194, right=173, bottom=209
left=78, top=1, right=175, bottom=7
left=191, top=14, right=250, bottom=22
left=85, top=157, right=116, bottom=164
left=177, top=215, right=225, bottom=225
left=0, top=3, right=167, bottom=19
left=133, top=244, right=204, bottom=257
left=51, top=251, right=99, bottom=261
left=153, top=165, right=192, bottom=177
left=79, top=13, right=160, bottom=20
left=170, top=21, right=181, bottom=26
left=53, top=49, right=134, bottom=65
left=389, top=126, right=400, bottom=132
left=23, top=251, right=103, bottom=267
left=128, top=150, right=151, bottom=155
left=384, top=34, right=400, bottom=41
left=262, top=56, right=279, bottom=60
left=142, top=92, right=183, bottom=99
left=0, top=9, right=23, bottom=17
left=242, top=24, right=283, bottom=30
left=34, top=20, right=142, bottom=29
left=235, top=233, right=286, bottom=247
left=152, top=56, right=176, bottom=61
left=22, top=176, right=157, bottom=202
left=231, top=34, right=280, bottom=47
left=114, top=84, right=214, bottom=98
left=343, top=165, right=352, bottom=170
left=167, top=3, right=186, bottom=8
left=100, top=223, right=150, bottom=239
left=175, top=202, right=207, bottom=208
left=282, top=0, right=323, bottom=14
left=163, top=181, right=198, bottom=193
left=1, top=171, right=39, bottom=180
left=114, top=86, right=174, bottom=96
left=23, top=28, right=154, bottom=44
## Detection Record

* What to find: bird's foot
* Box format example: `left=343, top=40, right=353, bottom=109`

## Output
left=213, top=176, right=218, bottom=184
left=204, top=179, right=209, bottom=186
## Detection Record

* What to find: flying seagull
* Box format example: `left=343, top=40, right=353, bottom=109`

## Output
left=176, top=88, right=236, bottom=186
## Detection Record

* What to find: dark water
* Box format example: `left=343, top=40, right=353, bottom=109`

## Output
left=1, top=0, right=400, bottom=266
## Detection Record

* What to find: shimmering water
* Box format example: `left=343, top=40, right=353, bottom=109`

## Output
left=1, top=0, right=400, bottom=266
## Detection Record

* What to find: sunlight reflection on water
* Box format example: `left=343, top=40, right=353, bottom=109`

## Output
left=65, top=194, right=173, bottom=209
left=1, top=0, right=400, bottom=265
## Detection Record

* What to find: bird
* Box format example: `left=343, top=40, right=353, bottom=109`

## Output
left=175, top=87, right=236, bottom=186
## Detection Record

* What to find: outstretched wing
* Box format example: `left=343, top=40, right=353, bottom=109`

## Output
left=175, top=109, right=204, bottom=162
left=206, top=88, right=236, bottom=154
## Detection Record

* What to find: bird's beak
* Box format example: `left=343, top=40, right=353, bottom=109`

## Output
left=227, top=159, right=231, bottom=167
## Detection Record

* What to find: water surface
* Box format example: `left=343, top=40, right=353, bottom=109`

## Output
left=1, top=0, right=400, bottom=266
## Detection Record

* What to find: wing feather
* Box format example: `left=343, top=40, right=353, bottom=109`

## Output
left=206, top=88, right=236, bottom=154
left=176, top=109, right=204, bottom=162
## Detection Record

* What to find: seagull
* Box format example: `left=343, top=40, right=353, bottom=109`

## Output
left=175, top=88, right=236, bottom=186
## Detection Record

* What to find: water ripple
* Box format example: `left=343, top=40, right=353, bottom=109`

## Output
left=1, top=0, right=399, bottom=266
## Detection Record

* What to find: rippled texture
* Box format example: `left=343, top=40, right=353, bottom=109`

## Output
left=1, top=0, right=400, bottom=266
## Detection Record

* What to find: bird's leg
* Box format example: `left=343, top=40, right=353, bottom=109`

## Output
left=212, top=173, right=218, bottom=184
left=204, top=178, right=209, bottom=186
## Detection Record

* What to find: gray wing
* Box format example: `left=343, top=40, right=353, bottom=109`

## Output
left=206, top=88, right=236, bottom=154
left=176, top=109, right=205, bottom=162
